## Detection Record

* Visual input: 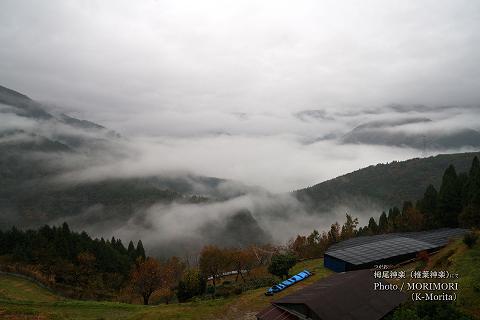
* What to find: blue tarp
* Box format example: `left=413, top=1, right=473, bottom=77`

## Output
left=265, top=270, right=312, bottom=295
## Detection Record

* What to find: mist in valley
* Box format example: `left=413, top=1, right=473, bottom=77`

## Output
left=1, top=0, right=480, bottom=257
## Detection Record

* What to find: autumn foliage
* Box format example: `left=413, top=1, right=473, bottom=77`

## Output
left=130, top=256, right=185, bottom=305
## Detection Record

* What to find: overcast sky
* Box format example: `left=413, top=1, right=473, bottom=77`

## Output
left=1, top=0, right=480, bottom=191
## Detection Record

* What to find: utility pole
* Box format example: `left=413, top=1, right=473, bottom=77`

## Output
left=422, top=135, right=427, bottom=158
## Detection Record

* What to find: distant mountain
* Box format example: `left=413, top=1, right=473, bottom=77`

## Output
left=341, top=117, right=480, bottom=150
left=200, top=209, right=272, bottom=248
left=0, top=85, right=121, bottom=151
left=295, top=109, right=333, bottom=121
left=0, top=85, right=267, bottom=249
left=295, top=151, right=480, bottom=212
left=0, top=85, right=53, bottom=119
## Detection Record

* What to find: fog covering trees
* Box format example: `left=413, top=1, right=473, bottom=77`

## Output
left=288, top=213, right=360, bottom=260
left=361, top=157, right=480, bottom=233
left=381, top=157, right=479, bottom=231
left=461, top=156, right=480, bottom=228
left=289, top=156, right=480, bottom=259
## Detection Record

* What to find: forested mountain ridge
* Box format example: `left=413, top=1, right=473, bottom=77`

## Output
left=0, top=85, right=250, bottom=230
left=0, top=85, right=121, bottom=148
left=341, top=117, right=480, bottom=150
left=295, top=151, right=480, bottom=212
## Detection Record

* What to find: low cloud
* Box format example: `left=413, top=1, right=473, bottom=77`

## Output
left=52, top=190, right=384, bottom=257
left=52, top=133, right=425, bottom=193
left=3, top=103, right=478, bottom=257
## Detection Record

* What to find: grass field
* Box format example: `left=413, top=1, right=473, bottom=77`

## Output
left=0, top=274, right=59, bottom=303
left=0, top=258, right=329, bottom=320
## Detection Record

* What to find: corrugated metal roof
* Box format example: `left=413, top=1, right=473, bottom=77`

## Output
left=326, top=237, right=436, bottom=265
left=405, top=228, right=468, bottom=246
left=325, top=228, right=467, bottom=266
left=256, top=304, right=299, bottom=320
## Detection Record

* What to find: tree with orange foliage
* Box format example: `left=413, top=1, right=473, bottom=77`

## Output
left=404, top=206, right=424, bottom=231
left=328, top=222, right=341, bottom=244
left=156, top=287, right=175, bottom=304
left=130, top=257, right=166, bottom=305
left=229, top=247, right=256, bottom=282
left=75, top=251, right=99, bottom=293
left=199, top=245, right=229, bottom=293
left=288, top=235, right=308, bottom=259
left=158, top=256, right=185, bottom=304
left=167, top=256, right=186, bottom=285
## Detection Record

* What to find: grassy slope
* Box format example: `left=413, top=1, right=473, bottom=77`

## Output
left=392, top=235, right=480, bottom=319
left=0, top=259, right=330, bottom=320
left=428, top=236, right=480, bottom=318
left=0, top=274, right=59, bottom=303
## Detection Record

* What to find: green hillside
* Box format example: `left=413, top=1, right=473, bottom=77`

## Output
left=295, top=151, right=480, bottom=212
left=385, top=234, right=480, bottom=319
left=0, top=274, right=59, bottom=303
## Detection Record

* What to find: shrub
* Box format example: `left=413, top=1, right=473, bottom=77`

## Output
left=391, top=307, right=420, bottom=320
left=463, top=232, right=478, bottom=248
left=388, top=302, right=472, bottom=320
left=177, top=269, right=205, bottom=302
left=267, top=253, right=297, bottom=279
left=416, top=250, right=429, bottom=263
left=214, top=282, right=243, bottom=298
left=206, top=285, right=215, bottom=295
